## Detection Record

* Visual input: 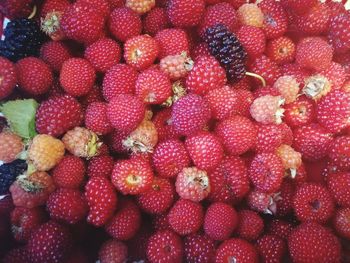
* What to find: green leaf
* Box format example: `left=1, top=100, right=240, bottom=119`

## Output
left=1, top=99, right=39, bottom=140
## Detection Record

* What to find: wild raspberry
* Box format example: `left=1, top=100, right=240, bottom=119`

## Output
left=328, top=13, right=350, bottom=54
left=160, top=53, right=193, bottom=80
left=0, top=132, right=23, bottom=163
left=254, top=124, right=284, bottom=153
left=184, top=234, right=215, bottom=263
left=237, top=3, right=264, bottom=27
left=282, top=0, right=318, bottom=15
left=87, top=155, right=114, bottom=178
left=273, top=75, right=299, bottom=104
left=236, top=210, right=264, bottom=241
left=334, top=207, right=350, bottom=239
left=235, top=88, right=254, bottom=117
left=266, top=36, right=295, bottom=65
left=155, top=28, right=190, bottom=58
left=237, top=26, right=266, bottom=58
left=52, top=155, right=85, bottom=189
left=175, top=167, right=210, bottom=202
left=166, top=0, right=205, bottom=28
left=276, top=144, right=302, bottom=172
left=257, top=235, right=286, bottom=263
left=250, top=95, right=285, bottom=124
left=143, top=7, right=170, bottom=36
left=319, top=62, right=346, bottom=89
left=40, top=41, right=72, bottom=72
left=98, top=240, right=128, bottom=263
left=215, top=238, right=258, bottom=263
left=327, top=172, right=350, bottom=207
left=126, top=0, right=155, bottom=14
left=249, top=55, right=282, bottom=85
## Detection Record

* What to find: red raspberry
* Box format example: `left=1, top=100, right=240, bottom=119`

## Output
left=40, top=41, right=72, bottom=72
left=27, top=221, right=73, bottom=263
left=85, top=176, right=117, bottom=226
left=249, top=55, right=282, bottom=86
left=112, top=158, right=153, bottom=195
left=16, top=57, right=53, bottom=95
left=105, top=199, right=141, bottom=240
left=328, top=13, right=350, bottom=54
left=175, top=167, right=210, bottom=202
left=144, top=7, right=170, bottom=36
left=208, top=156, right=250, bottom=203
left=153, top=214, right=172, bottom=231
left=186, top=55, right=226, bottom=95
left=60, top=58, right=95, bottom=96
left=167, top=0, right=205, bottom=27
left=155, top=29, right=189, bottom=58
left=258, top=0, right=288, bottom=39
left=153, top=108, right=179, bottom=142
left=47, top=188, right=88, bottom=224
left=198, top=3, right=238, bottom=37
left=237, top=26, right=266, bottom=58
left=329, top=136, right=350, bottom=172
left=280, top=63, right=311, bottom=84
left=168, top=199, right=203, bottom=235
left=327, top=172, right=350, bottom=207
left=317, top=90, right=350, bottom=133
left=108, top=7, right=142, bottom=42
left=205, top=85, right=239, bottom=120
left=36, top=95, right=83, bottom=137
left=254, top=124, right=284, bottom=153
left=237, top=3, right=264, bottom=28
left=171, top=94, right=211, bottom=136
left=276, top=145, right=302, bottom=173
left=236, top=210, right=264, bottom=241
left=124, top=35, right=159, bottom=70
left=249, top=153, right=284, bottom=193
left=107, top=94, right=145, bottom=133
left=102, top=64, right=137, bottom=101
left=235, top=88, right=254, bottom=117
left=146, top=230, right=183, bottom=263
left=266, top=36, right=295, bottom=65
left=288, top=222, right=341, bottom=263
left=84, top=38, right=121, bottom=73
left=79, top=85, right=104, bottom=107
left=268, top=219, right=293, bottom=240
left=0, top=57, right=17, bottom=100
left=77, top=0, right=111, bottom=16
left=152, top=139, right=190, bottom=178
left=160, top=53, right=193, bottom=80
left=87, top=155, right=114, bottom=178
left=10, top=207, right=46, bottom=242
left=250, top=95, right=285, bottom=125
left=247, top=190, right=278, bottom=215
left=191, top=42, right=211, bottom=60
left=108, top=130, right=129, bottom=153
left=284, top=96, right=316, bottom=128
left=256, top=234, right=286, bottom=263
left=61, top=2, right=105, bottom=44
left=295, top=37, right=333, bottom=71
left=98, top=240, right=128, bottom=263
left=185, top=132, right=223, bottom=172
left=215, top=115, right=257, bottom=155
left=293, top=183, right=334, bottom=223
left=125, top=0, right=155, bottom=14
left=320, top=62, right=347, bottom=89
left=274, top=75, right=299, bottom=104
left=334, top=207, right=350, bottom=239
left=137, top=177, right=174, bottom=214
left=184, top=234, right=215, bottom=263
left=204, top=202, right=238, bottom=241
left=215, top=238, right=258, bottom=263
left=85, top=102, right=112, bottom=135
left=135, top=68, right=171, bottom=104
left=52, top=155, right=85, bottom=189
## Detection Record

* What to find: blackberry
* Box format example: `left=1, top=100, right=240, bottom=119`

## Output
left=0, top=159, right=27, bottom=195
left=203, top=24, right=247, bottom=83
left=0, top=18, right=46, bottom=62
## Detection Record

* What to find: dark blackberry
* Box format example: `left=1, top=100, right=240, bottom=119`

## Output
left=203, top=24, right=247, bottom=83
left=0, top=18, right=46, bottom=62
left=0, top=159, right=27, bottom=195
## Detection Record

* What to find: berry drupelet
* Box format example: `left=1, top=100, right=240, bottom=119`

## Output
left=203, top=24, right=247, bottom=83
left=0, top=159, right=27, bottom=195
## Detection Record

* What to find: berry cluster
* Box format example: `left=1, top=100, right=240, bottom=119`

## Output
left=0, top=0, right=350, bottom=262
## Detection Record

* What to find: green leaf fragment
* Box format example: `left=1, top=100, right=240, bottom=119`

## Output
left=0, top=99, right=38, bottom=140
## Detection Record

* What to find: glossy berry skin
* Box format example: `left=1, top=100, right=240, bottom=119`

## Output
left=237, top=3, right=264, bottom=28
left=288, top=222, right=341, bottom=263
left=153, top=108, right=179, bottom=142
left=16, top=57, right=53, bottom=95
left=334, top=207, right=350, bottom=239
left=284, top=96, right=316, bottom=128
left=254, top=124, right=284, bottom=153
left=102, top=64, right=138, bottom=101
left=249, top=153, right=284, bottom=193
left=0, top=57, right=17, bottom=99
left=167, top=0, right=205, bottom=28
left=266, top=36, right=295, bottom=65
left=282, top=0, right=318, bottom=15
left=124, top=35, right=159, bottom=70
left=250, top=95, right=285, bottom=125
left=85, top=102, right=113, bottom=135
left=47, top=188, right=88, bottom=224
left=215, top=238, right=258, bottom=263
left=236, top=210, right=264, bottom=241
left=146, top=230, right=183, bottom=263
left=112, top=158, right=153, bottom=195
left=328, top=136, right=350, bottom=172
left=87, top=155, right=114, bottom=178
left=293, top=183, right=334, bottom=223
left=185, top=132, right=223, bottom=172
left=152, top=139, right=190, bottom=178
left=84, top=38, right=121, bottom=73
left=85, top=176, right=117, bottom=227
left=98, top=240, right=128, bottom=263
left=237, top=26, right=266, bottom=57
left=107, top=94, right=145, bottom=133
left=316, top=90, right=350, bottom=133
left=215, top=115, right=257, bottom=155
left=105, top=199, right=141, bottom=240
left=293, top=124, right=333, bottom=161
left=52, top=155, right=85, bottom=189
left=108, top=7, right=142, bottom=42
left=186, top=55, right=226, bottom=95
left=327, top=172, right=350, bottom=207
left=204, top=202, right=238, bottom=241
left=27, top=221, right=73, bottom=263
left=0, top=132, right=23, bottom=164
left=135, top=68, right=171, bottom=104
left=184, top=234, right=215, bottom=263
left=171, top=94, right=211, bottom=136
left=144, top=7, right=170, bottom=36
left=256, top=234, right=286, bottom=263
left=328, top=13, right=350, bottom=54
left=155, top=28, right=189, bottom=58
left=268, top=219, right=293, bottom=240
left=176, top=167, right=210, bottom=202
left=168, top=199, right=203, bottom=235
left=249, top=55, right=281, bottom=86
left=40, top=41, right=72, bottom=72
left=137, top=177, right=174, bottom=214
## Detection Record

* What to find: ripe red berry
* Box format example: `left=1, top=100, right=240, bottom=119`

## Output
left=333, top=207, right=350, bottom=239
left=328, top=136, right=350, bottom=172
left=284, top=96, right=316, bottom=128
left=237, top=25, right=266, bottom=58
left=0, top=57, right=17, bottom=100
left=167, top=0, right=205, bottom=28
left=98, top=240, right=128, bottom=263
left=215, top=238, right=258, bottom=263
left=328, top=13, right=350, bottom=54
left=282, top=0, right=318, bottom=15
left=40, top=41, right=73, bottom=72
left=52, top=155, right=85, bottom=189
left=267, top=219, right=293, bottom=240
left=249, top=55, right=282, bottom=85
left=87, top=155, right=114, bottom=178
left=266, top=36, right=295, bottom=65
left=254, top=124, right=284, bottom=153
left=155, top=28, right=190, bottom=58
left=84, top=102, right=113, bottom=135
left=236, top=210, right=264, bottom=241
left=16, top=57, right=53, bottom=95
left=327, top=172, right=350, bottom=207
left=184, top=234, right=215, bottom=263
left=256, top=234, right=286, bottom=263
left=168, top=199, right=203, bottom=235
left=144, top=7, right=170, bottom=36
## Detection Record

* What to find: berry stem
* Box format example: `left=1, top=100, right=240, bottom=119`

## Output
left=245, top=72, right=266, bottom=87
left=28, top=6, right=37, bottom=19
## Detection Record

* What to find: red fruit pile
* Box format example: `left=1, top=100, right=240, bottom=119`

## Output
left=0, top=0, right=350, bottom=262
